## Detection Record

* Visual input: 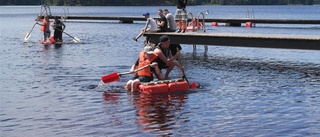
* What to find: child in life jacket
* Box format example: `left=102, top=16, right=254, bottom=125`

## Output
left=125, top=46, right=164, bottom=92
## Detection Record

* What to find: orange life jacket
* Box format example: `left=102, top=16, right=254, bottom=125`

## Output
left=40, top=19, right=50, bottom=31
left=137, top=51, right=157, bottom=77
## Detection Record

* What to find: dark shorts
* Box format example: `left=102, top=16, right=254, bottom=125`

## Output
left=54, top=30, right=62, bottom=41
left=131, top=75, right=153, bottom=82
left=138, top=76, right=153, bottom=82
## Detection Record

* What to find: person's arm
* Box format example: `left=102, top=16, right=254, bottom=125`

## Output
left=157, top=18, right=165, bottom=27
left=130, top=58, right=139, bottom=73
left=154, top=48, right=178, bottom=65
left=61, top=22, right=66, bottom=31
left=143, top=19, right=150, bottom=31
left=150, top=62, right=161, bottom=76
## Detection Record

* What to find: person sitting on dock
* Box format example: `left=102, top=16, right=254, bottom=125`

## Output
left=154, top=35, right=185, bottom=79
left=52, top=17, right=66, bottom=43
left=133, top=12, right=157, bottom=42
left=36, top=16, right=51, bottom=42
left=155, top=9, right=168, bottom=32
left=125, top=46, right=164, bottom=92
left=164, top=9, right=177, bottom=32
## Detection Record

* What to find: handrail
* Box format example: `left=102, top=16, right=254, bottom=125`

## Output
left=197, top=12, right=206, bottom=32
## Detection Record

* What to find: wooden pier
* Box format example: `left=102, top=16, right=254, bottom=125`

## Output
left=49, top=15, right=320, bottom=25
left=144, top=32, right=320, bottom=50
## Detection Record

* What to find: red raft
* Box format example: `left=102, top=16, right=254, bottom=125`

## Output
left=138, top=78, right=190, bottom=94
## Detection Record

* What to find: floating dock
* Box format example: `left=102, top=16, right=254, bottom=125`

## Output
left=49, top=16, right=320, bottom=25
left=144, top=32, right=320, bottom=50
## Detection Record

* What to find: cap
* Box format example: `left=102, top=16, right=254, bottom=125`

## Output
left=143, top=12, right=150, bottom=16
left=159, top=35, right=169, bottom=42
left=144, top=46, right=154, bottom=54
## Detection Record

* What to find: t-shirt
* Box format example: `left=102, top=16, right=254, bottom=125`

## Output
left=165, top=13, right=177, bottom=31
left=145, top=17, right=157, bottom=32
left=157, top=15, right=168, bottom=32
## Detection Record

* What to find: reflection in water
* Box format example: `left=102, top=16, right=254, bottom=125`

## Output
left=131, top=93, right=189, bottom=135
left=103, top=92, right=119, bottom=105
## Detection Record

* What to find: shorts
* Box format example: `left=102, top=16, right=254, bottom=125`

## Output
left=175, top=9, right=188, bottom=21
left=44, top=31, right=51, bottom=39
left=138, top=76, right=153, bottom=82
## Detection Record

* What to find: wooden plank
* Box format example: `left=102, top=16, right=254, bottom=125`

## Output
left=144, top=32, right=320, bottom=50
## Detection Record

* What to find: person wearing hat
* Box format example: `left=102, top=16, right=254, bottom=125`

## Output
left=154, top=35, right=185, bottom=79
left=124, top=46, right=164, bottom=92
left=133, top=12, right=158, bottom=42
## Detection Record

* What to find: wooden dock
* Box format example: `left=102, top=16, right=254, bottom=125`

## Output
left=49, top=15, right=320, bottom=24
left=144, top=32, right=320, bottom=50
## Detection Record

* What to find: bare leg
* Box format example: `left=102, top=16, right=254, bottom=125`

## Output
left=134, top=30, right=146, bottom=41
left=124, top=80, right=133, bottom=91
left=131, top=79, right=141, bottom=92
left=164, top=63, right=175, bottom=79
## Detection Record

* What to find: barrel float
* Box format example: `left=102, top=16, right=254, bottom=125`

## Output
left=48, top=36, right=55, bottom=44
left=139, top=83, right=169, bottom=94
left=246, top=22, right=252, bottom=27
left=168, top=81, right=189, bottom=92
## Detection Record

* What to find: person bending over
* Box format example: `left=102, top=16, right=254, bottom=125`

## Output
left=154, top=35, right=185, bottom=79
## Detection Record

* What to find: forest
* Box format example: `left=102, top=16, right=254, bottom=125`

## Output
left=1, top=0, right=319, bottom=6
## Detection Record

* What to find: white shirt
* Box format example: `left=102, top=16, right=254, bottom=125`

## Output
left=145, top=17, right=158, bottom=32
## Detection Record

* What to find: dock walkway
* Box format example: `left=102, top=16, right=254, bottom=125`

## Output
left=144, top=32, right=320, bottom=50
left=49, top=15, right=320, bottom=24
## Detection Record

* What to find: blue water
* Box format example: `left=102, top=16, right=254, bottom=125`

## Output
left=0, top=5, right=320, bottom=137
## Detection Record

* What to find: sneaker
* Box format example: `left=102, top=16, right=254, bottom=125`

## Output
left=181, top=29, right=186, bottom=33
left=176, top=29, right=181, bottom=33
left=132, top=38, right=138, bottom=42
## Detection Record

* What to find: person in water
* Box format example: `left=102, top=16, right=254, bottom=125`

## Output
left=36, top=16, right=51, bottom=42
left=52, top=17, right=66, bottom=43
left=125, top=46, right=164, bottom=92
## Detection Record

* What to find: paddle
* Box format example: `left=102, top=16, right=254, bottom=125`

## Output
left=24, top=21, right=38, bottom=41
left=101, top=64, right=151, bottom=84
left=176, top=47, right=190, bottom=84
left=63, top=31, right=81, bottom=43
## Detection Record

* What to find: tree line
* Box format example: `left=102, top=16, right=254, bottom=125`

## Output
left=1, top=0, right=319, bottom=6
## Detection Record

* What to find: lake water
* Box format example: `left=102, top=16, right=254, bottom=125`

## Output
left=0, top=5, right=320, bottom=137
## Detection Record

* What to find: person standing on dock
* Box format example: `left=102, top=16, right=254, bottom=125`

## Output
left=36, top=16, right=51, bottom=42
left=175, top=0, right=188, bottom=33
left=154, top=35, right=185, bottom=79
left=164, top=9, right=177, bottom=32
left=52, top=17, right=66, bottom=43
left=155, top=9, right=168, bottom=32
left=133, top=12, right=158, bottom=42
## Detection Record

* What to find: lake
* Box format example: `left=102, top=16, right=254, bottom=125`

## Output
left=0, top=5, right=320, bottom=137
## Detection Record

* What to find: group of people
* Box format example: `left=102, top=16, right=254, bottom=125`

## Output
left=36, top=16, right=66, bottom=43
left=127, top=0, right=189, bottom=92
left=133, top=0, right=188, bottom=42
left=125, top=35, right=185, bottom=92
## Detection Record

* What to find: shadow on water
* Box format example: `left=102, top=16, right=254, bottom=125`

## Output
left=184, top=52, right=320, bottom=77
